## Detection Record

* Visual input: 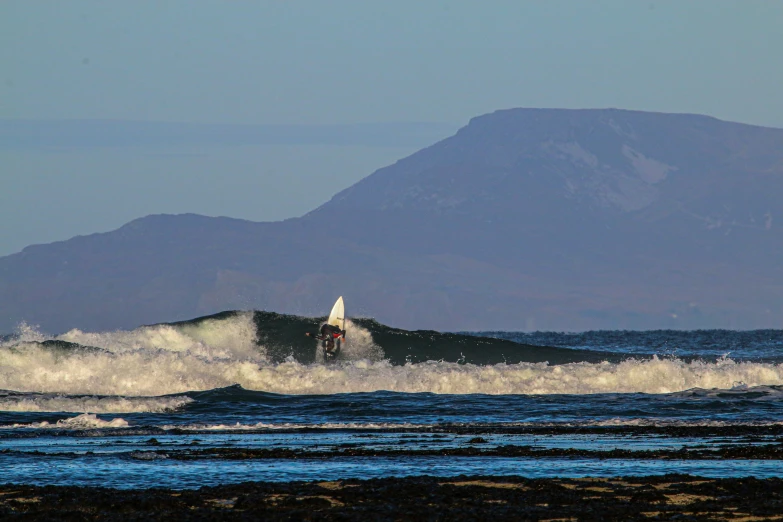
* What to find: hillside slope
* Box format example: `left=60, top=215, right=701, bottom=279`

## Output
left=2, top=108, right=781, bottom=333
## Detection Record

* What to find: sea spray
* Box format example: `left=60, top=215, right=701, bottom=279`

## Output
left=2, top=312, right=783, bottom=397
left=2, top=340, right=783, bottom=396
left=0, top=393, right=193, bottom=413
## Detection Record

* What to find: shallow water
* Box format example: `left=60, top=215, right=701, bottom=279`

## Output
left=5, top=455, right=783, bottom=490
left=1, top=312, right=782, bottom=487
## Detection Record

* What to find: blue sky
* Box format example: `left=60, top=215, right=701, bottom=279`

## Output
left=1, top=0, right=782, bottom=255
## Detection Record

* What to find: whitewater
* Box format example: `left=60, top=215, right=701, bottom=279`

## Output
left=3, top=311, right=783, bottom=488
left=1, top=312, right=782, bottom=402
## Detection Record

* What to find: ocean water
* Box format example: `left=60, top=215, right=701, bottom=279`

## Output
left=1, top=311, right=783, bottom=489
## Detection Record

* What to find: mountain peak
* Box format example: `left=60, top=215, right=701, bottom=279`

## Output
left=3, top=108, right=782, bottom=333
left=313, top=108, right=783, bottom=220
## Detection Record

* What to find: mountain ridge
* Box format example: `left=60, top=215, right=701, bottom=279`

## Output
left=2, top=108, right=782, bottom=334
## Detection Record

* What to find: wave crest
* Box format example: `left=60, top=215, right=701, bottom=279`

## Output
left=0, top=393, right=193, bottom=413
left=1, top=346, right=783, bottom=396
left=11, top=413, right=129, bottom=429
left=2, top=313, right=783, bottom=397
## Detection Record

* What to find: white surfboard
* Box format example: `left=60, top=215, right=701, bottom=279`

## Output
left=327, top=296, right=345, bottom=331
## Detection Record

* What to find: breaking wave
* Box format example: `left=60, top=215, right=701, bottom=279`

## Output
left=0, top=393, right=193, bottom=413
left=1, top=311, right=783, bottom=402
left=10, top=413, right=130, bottom=429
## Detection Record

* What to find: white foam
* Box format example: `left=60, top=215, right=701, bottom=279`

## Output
left=314, top=319, right=384, bottom=363
left=593, top=418, right=783, bottom=427
left=162, top=421, right=420, bottom=431
left=56, top=312, right=262, bottom=361
left=11, top=413, right=129, bottom=429
left=0, top=395, right=192, bottom=413
left=2, top=344, right=783, bottom=397
left=240, top=357, right=783, bottom=395
left=0, top=313, right=266, bottom=397
left=8, top=322, right=46, bottom=344
left=3, top=316, right=783, bottom=397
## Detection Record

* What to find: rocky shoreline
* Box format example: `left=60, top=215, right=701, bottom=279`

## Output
left=1, top=474, right=781, bottom=520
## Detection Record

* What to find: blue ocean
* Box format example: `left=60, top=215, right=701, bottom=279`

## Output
left=2, top=311, right=783, bottom=489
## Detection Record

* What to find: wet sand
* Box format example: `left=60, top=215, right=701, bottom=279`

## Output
left=1, top=474, right=782, bottom=520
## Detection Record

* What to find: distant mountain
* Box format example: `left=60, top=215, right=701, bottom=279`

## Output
left=2, top=108, right=782, bottom=334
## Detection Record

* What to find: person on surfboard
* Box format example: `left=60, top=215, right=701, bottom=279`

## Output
left=306, top=323, right=346, bottom=359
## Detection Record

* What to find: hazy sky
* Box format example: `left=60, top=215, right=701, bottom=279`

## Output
left=2, top=0, right=782, bottom=255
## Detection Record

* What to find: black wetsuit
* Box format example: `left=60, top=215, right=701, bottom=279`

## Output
left=306, top=323, right=346, bottom=359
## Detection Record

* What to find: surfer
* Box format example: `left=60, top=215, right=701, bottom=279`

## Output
left=306, top=323, right=346, bottom=359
